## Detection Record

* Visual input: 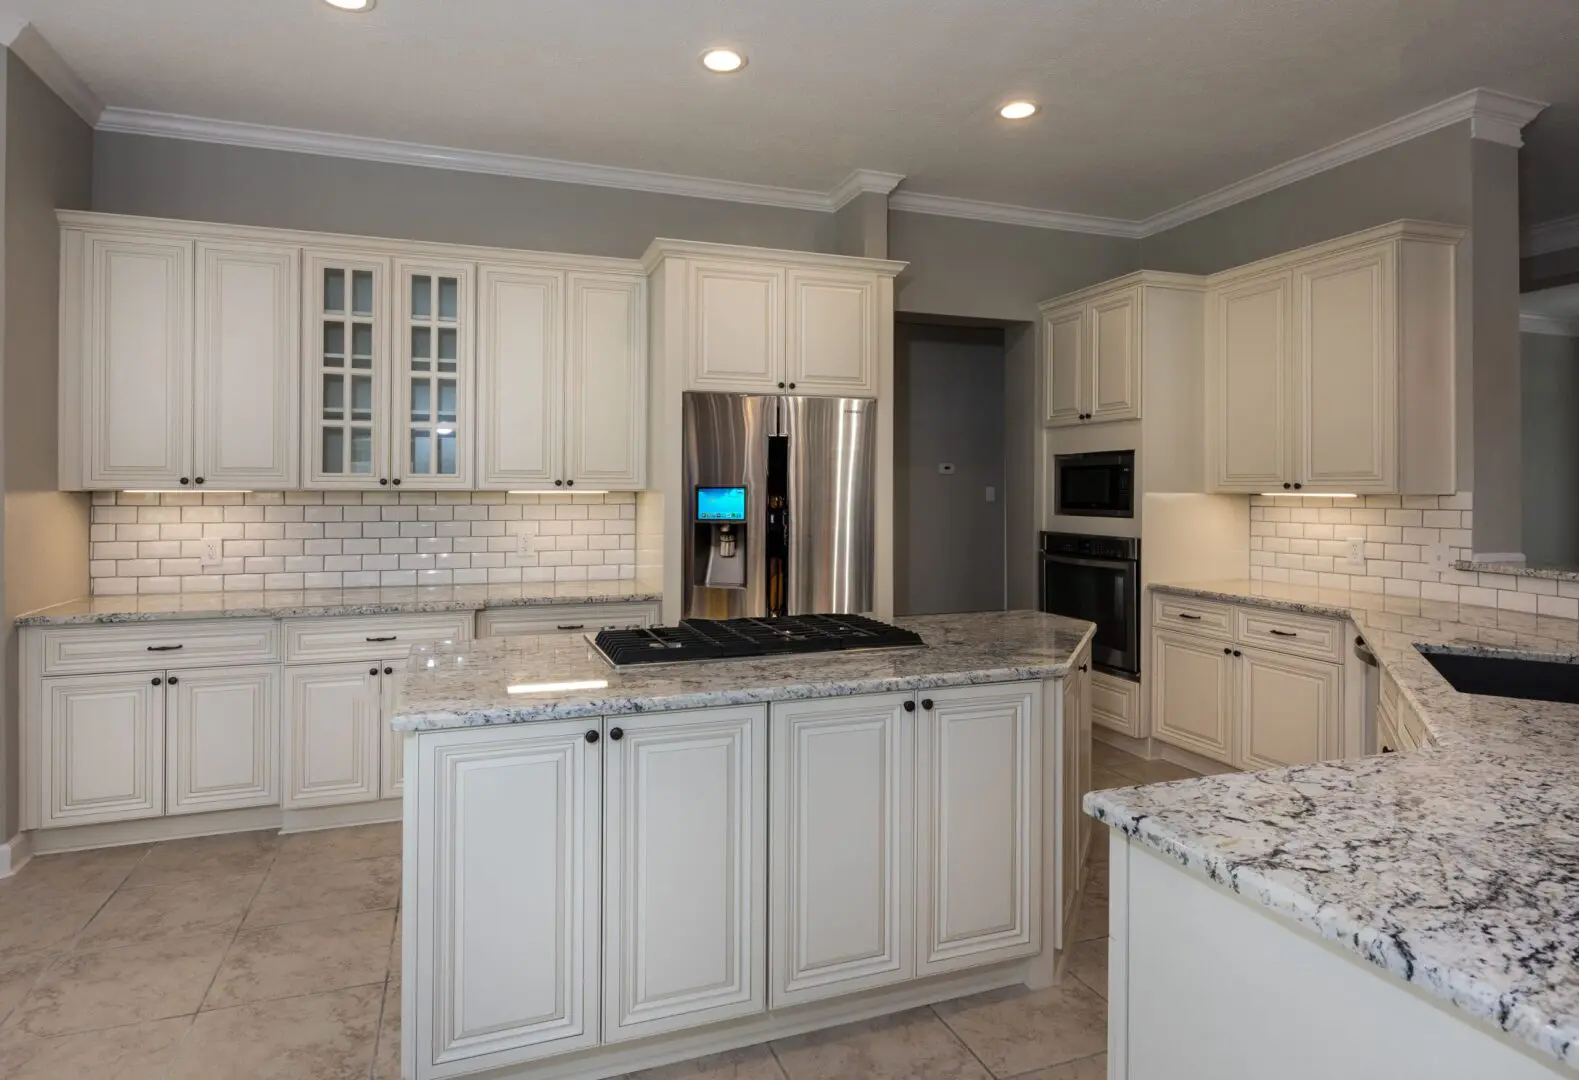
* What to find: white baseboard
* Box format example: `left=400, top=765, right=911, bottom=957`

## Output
left=1093, top=726, right=1153, bottom=757
left=1094, top=726, right=1237, bottom=776
left=27, top=800, right=402, bottom=856
left=0, top=831, right=33, bottom=877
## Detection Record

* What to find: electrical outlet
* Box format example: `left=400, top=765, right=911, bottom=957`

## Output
left=1343, top=536, right=1367, bottom=570
left=517, top=531, right=534, bottom=556
left=1425, top=541, right=1451, bottom=572
left=199, top=537, right=222, bottom=567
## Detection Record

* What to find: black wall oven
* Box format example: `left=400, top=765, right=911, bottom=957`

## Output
left=1039, top=531, right=1140, bottom=679
left=1054, top=450, right=1134, bottom=518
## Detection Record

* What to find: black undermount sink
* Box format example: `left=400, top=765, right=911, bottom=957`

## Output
left=1417, top=647, right=1579, bottom=705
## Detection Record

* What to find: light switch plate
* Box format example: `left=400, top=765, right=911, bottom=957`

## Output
left=1342, top=536, right=1366, bottom=570
left=199, top=537, right=222, bottom=567
left=517, top=531, right=534, bottom=556
left=1425, top=541, right=1451, bottom=572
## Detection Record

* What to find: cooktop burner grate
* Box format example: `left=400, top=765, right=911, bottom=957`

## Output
left=592, top=614, right=924, bottom=668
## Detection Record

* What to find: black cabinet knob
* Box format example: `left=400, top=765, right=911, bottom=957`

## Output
left=903, top=700, right=916, bottom=712
left=555, top=479, right=564, bottom=487
left=151, top=677, right=162, bottom=686
left=369, top=667, right=379, bottom=676
left=380, top=478, right=389, bottom=486
left=1293, top=482, right=1303, bottom=490
left=1382, top=745, right=1395, bottom=754
left=167, top=676, right=179, bottom=685
left=921, top=698, right=934, bottom=711
left=179, top=477, right=190, bottom=485
left=777, top=382, right=786, bottom=390
left=1224, top=647, right=1232, bottom=655
left=585, top=730, right=600, bottom=744
left=1283, top=482, right=1292, bottom=490
left=392, top=478, right=402, bottom=486
left=1078, top=663, right=1088, bottom=672
left=566, top=480, right=574, bottom=488
left=384, top=666, right=393, bottom=675
left=609, top=727, right=624, bottom=741
left=788, top=382, right=796, bottom=390
left=195, top=477, right=205, bottom=485
left=1233, top=650, right=1242, bottom=657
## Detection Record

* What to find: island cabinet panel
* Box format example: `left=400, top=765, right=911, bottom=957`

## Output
left=916, top=681, right=1042, bottom=975
left=413, top=719, right=601, bottom=1078
left=769, top=693, right=915, bottom=1007
left=602, top=705, right=767, bottom=1041
left=1055, top=648, right=1091, bottom=949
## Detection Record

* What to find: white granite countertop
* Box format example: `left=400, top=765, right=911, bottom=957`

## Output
left=14, top=580, right=663, bottom=627
left=1088, top=578, right=1579, bottom=1071
left=389, top=610, right=1096, bottom=732
left=1453, top=559, right=1579, bottom=583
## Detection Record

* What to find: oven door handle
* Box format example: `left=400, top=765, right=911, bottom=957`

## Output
left=1042, top=554, right=1137, bottom=572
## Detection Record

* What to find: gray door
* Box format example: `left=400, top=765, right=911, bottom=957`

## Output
left=780, top=396, right=876, bottom=615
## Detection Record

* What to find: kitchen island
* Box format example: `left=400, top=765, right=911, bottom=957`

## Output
left=1090, top=580, right=1579, bottom=1079
left=389, top=610, right=1096, bottom=1080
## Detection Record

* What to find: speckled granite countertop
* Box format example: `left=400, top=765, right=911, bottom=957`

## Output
left=389, top=610, right=1095, bottom=732
left=14, top=580, right=663, bottom=627
left=1453, top=559, right=1579, bottom=582
left=1088, top=578, right=1579, bottom=1070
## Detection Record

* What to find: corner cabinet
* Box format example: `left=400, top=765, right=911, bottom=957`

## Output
left=1206, top=221, right=1462, bottom=495
left=644, top=239, right=903, bottom=399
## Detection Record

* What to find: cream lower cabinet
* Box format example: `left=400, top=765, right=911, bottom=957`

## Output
left=602, top=706, right=767, bottom=1040
left=769, top=693, right=915, bottom=1007
left=284, top=660, right=413, bottom=808
left=167, top=666, right=280, bottom=815
left=1236, top=645, right=1340, bottom=770
left=1150, top=630, right=1236, bottom=763
left=916, top=682, right=1042, bottom=975
left=1055, top=648, right=1091, bottom=949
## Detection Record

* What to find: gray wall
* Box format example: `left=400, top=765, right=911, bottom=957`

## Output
left=2, top=52, right=93, bottom=841
left=894, top=324, right=1005, bottom=615
left=93, top=132, right=836, bottom=258
left=1521, top=332, right=1579, bottom=565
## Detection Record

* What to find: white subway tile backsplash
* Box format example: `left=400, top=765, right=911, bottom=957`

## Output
left=89, top=491, right=640, bottom=595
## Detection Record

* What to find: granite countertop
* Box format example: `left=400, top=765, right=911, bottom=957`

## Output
left=14, top=580, right=664, bottom=627
left=1453, top=559, right=1579, bottom=583
left=1088, top=577, right=1579, bottom=1070
left=389, top=610, right=1096, bottom=732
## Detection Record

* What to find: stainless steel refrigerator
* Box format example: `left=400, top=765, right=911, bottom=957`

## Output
left=683, top=392, right=876, bottom=619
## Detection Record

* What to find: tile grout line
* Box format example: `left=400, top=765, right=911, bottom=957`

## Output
left=929, top=1001, right=1003, bottom=1079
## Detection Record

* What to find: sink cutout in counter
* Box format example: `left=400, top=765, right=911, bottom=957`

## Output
left=1417, top=646, right=1579, bottom=705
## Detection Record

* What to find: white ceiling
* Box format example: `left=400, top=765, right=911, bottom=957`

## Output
left=8, top=0, right=1579, bottom=224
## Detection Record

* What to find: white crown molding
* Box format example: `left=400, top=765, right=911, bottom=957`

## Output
left=0, top=19, right=104, bottom=125
left=887, top=190, right=1145, bottom=238
left=1524, top=213, right=1579, bottom=258
left=1520, top=313, right=1579, bottom=337
left=1137, top=88, right=1547, bottom=236
left=829, top=169, right=905, bottom=211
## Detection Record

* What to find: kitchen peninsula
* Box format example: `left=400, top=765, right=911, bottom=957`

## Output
left=389, top=610, right=1095, bottom=1080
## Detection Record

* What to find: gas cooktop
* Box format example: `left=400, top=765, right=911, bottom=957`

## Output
left=591, top=615, right=925, bottom=668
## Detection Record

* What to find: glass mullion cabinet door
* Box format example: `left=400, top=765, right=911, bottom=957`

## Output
left=303, top=251, right=391, bottom=488
left=395, top=259, right=475, bottom=488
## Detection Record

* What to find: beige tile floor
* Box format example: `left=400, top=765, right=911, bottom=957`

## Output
left=0, top=744, right=1183, bottom=1080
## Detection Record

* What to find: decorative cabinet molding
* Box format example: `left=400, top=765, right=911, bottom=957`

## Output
left=1236, top=645, right=1340, bottom=770
left=785, top=267, right=880, bottom=397
left=395, top=258, right=475, bottom=488
left=1039, top=282, right=1145, bottom=427
left=283, top=662, right=382, bottom=809
left=1089, top=287, right=1141, bottom=423
left=477, top=265, right=563, bottom=489
left=1150, top=629, right=1235, bottom=763
left=1055, top=647, right=1091, bottom=949
left=685, top=259, right=785, bottom=393
left=40, top=671, right=165, bottom=828
left=167, top=665, right=280, bottom=815
left=564, top=272, right=647, bottom=489
left=1208, top=274, right=1291, bottom=492
left=303, top=250, right=392, bottom=489
left=1041, top=303, right=1085, bottom=427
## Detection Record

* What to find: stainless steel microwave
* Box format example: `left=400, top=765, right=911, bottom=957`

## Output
left=1054, top=450, right=1135, bottom=518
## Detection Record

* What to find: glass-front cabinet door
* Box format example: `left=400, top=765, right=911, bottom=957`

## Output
left=395, top=259, right=474, bottom=488
left=303, top=251, right=390, bottom=488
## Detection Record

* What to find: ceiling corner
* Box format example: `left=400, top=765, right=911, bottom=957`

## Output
left=828, top=169, right=905, bottom=211
left=1466, top=88, right=1548, bottom=148
left=3, top=21, right=104, bottom=126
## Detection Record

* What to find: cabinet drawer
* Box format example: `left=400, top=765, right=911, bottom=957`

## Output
left=283, top=613, right=473, bottom=663
left=476, top=601, right=660, bottom=639
left=39, top=619, right=281, bottom=676
left=1235, top=608, right=1344, bottom=662
left=1152, top=594, right=1234, bottom=641
left=1089, top=671, right=1142, bottom=737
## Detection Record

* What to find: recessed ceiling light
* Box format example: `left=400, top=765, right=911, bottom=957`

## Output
left=701, top=48, right=747, bottom=74
left=999, top=100, right=1038, bottom=120
left=323, top=0, right=376, bottom=11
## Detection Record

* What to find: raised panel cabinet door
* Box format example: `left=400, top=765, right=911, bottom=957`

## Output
left=194, top=241, right=301, bottom=489
left=282, top=663, right=381, bottom=808
left=769, top=694, right=914, bottom=1008
left=381, top=662, right=404, bottom=799
left=40, top=672, right=164, bottom=827
left=603, top=705, right=766, bottom=1041
left=1089, top=287, right=1142, bottom=422
left=1054, top=668, right=1080, bottom=950
left=476, top=265, right=562, bottom=488
left=1150, top=630, right=1234, bottom=764
left=685, top=260, right=785, bottom=393
left=167, top=665, right=280, bottom=814
left=82, top=233, right=193, bottom=488
left=1042, top=304, right=1086, bottom=427
left=1236, top=645, right=1340, bottom=771
left=414, top=719, right=600, bottom=1076
left=784, top=268, right=879, bottom=397
left=1295, top=245, right=1396, bottom=493
left=565, top=272, right=647, bottom=489
left=916, top=681, right=1042, bottom=975
left=303, top=251, right=391, bottom=489
left=396, top=259, right=476, bottom=489
left=1209, top=274, right=1291, bottom=493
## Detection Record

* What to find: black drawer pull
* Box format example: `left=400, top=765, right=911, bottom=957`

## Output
left=556, top=624, right=585, bottom=631
left=1078, top=663, right=1088, bottom=672
left=1177, top=613, right=1202, bottom=621
left=366, top=635, right=398, bottom=642
left=146, top=644, right=184, bottom=651
left=1268, top=629, right=1297, bottom=637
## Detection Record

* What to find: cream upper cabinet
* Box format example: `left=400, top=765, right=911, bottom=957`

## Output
left=564, top=272, right=647, bottom=489
left=1039, top=283, right=1143, bottom=427
left=785, top=267, right=879, bottom=396
left=1208, top=274, right=1291, bottom=493
left=77, top=231, right=193, bottom=489
left=687, top=259, right=785, bottom=393
left=194, top=241, right=301, bottom=489
left=1236, top=645, right=1340, bottom=770
left=1150, top=629, right=1235, bottom=764
left=395, top=259, right=475, bottom=489
left=477, top=265, right=562, bottom=488
left=769, top=693, right=914, bottom=1007
left=303, top=250, right=391, bottom=489
left=602, top=705, right=766, bottom=1042
left=1041, top=303, right=1085, bottom=426
left=916, top=681, right=1041, bottom=975
left=1206, top=222, right=1461, bottom=495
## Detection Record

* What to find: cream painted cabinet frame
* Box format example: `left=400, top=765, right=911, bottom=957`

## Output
left=1236, top=645, right=1341, bottom=770
left=394, top=258, right=476, bottom=489
left=38, top=671, right=165, bottom=828
left=1206, top=273, right=1291, bottom=493
left=303, top=249, right=393, bottom=489
left=785, top=267, right=880, bottom=397
left=564, top=271, right=647, bottom=489
left=682, top=258, right=786, bottom=394
left=1038, top=283, right=1143, bottom=427
left=283, top=662, right=383, bottom=809
left=1149, top=629, right=1235, bottom=764
left=167, top=665, right=280, bottom=815
left=1040, top=303, right=1085, bottom=427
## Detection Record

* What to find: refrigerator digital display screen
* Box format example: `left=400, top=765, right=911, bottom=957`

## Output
left=696, top=486, right=747, bottom=522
